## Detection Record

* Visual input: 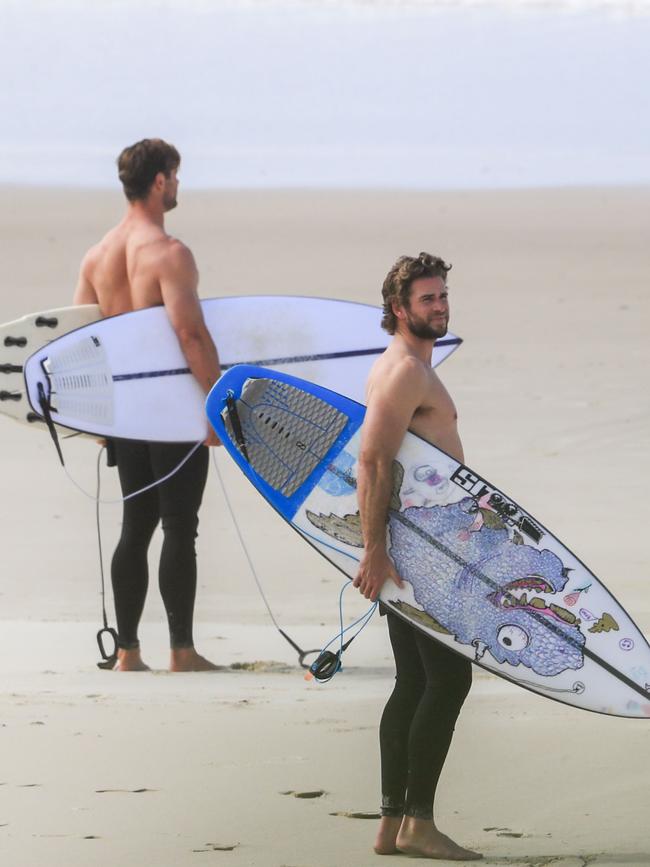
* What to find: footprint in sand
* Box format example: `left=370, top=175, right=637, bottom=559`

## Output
left=281, top=789, right=326, bottom=799
left=229, top=660, right=291, bottom=672
left=192, top=842, right=239, bottom=852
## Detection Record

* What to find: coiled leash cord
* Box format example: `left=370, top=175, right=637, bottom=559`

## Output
left=306, top=581, right=377, bottom=683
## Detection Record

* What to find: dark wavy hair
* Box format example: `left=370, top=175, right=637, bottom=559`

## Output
left=381, top=252, right=452, bottom=334
left=117, top=138, right=181, bottom=202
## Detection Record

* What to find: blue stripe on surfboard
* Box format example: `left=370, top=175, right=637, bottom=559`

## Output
left=111, top=338, right=463, bottom=383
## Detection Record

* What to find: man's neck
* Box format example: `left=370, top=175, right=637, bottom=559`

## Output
left=394, top=328, right=435, bottom=366
left=126, top=197, right=166, bottom=228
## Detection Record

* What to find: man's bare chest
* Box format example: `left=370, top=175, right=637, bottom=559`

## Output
left=414, top=372, right=457, bottom=425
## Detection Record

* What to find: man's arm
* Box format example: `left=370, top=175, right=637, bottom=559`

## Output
left=353, top=359, right=426, bottom=601
left=159, top=241, right=222, bottom=445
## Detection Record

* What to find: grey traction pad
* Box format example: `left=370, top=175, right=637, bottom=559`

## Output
left=222, top=377, right=348, bottom=497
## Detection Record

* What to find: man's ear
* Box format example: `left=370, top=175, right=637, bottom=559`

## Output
left=392, top=300, right=405, bottom=321
left=153, top=171, right=166, bottom=192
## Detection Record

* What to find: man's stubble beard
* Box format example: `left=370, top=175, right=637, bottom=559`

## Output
left=405, top=312, right=448, bottom=341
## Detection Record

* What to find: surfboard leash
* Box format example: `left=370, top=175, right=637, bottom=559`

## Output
left=217, top=390, right=378, bottom=678
left=95, top=445, right=119, bottom=670
left=210, top=450, right=321, bottom=670
left=306, top=582, right=378, bottom=683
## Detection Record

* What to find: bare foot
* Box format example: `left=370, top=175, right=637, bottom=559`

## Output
left=113, top=648, right=150, bottom=672
left=170, top=647, right=221, bottom=672
left=374, top=816, right=403, bottom=855
left=396, top=817, right=482, bottom=861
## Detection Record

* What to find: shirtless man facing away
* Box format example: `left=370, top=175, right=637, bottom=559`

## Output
left=74, top=138, right=221, bottom=672
left=354, top=253, right=481, bottom=860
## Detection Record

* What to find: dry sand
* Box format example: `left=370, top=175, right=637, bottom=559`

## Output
left=1, top=185, right=649, bottom=867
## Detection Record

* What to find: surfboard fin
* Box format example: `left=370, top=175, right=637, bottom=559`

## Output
left=225, top=392, right=250, bottom=462
left=36, top=380, right=64, bottom=466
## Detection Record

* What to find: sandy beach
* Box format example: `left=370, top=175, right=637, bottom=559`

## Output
left=1, top=185, right=649, bottom=867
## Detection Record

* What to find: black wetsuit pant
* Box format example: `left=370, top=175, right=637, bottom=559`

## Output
left=111, top=439, right=209, bottom=650
left=380, top=612, right=473, bottom=820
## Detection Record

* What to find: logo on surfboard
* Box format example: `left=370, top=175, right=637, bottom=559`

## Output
left=450, top=466, right=544, bottom=543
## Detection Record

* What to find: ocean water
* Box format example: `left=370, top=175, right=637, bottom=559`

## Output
left=1, top=0, right=649, bottom=188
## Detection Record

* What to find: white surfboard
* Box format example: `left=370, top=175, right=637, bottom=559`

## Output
left=23, top=296, right=462, bottom=442
left=206, top=366, right=650, bottom=719
left=0, top=305, right=101, bottom=428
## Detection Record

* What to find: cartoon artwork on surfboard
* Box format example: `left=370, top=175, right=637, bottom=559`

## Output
left=205, top=365, right=650, bottom=719
left=21, top=296, right=461, bottom=442
left=0, top=304, right=100, bottom=428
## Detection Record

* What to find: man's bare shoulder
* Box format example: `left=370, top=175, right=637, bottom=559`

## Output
left=368, top=351, right=429, bottom=402
left=80, top=223, right=129, bottom=271
left=79, top=236, right=110, bottom=280
left=154, top=236, right=197, bottom=275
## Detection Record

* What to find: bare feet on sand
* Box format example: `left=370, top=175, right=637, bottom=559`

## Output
left=113, top=648, right=150, bottom=672
left=170, top=648, right=221, bottom=672
left=395, top=817, right=482, bottom=860
left=374, top=816, right=403, bottom=855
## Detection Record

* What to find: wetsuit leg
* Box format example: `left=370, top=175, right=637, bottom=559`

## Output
left=149, top=442, right=209, bottom=649
left=403, top=625, right=472, bottom=818
left=380, top=612, right=426, bottom=816
left=380, top=612, right=472, bottom=819
left=111, top=439, right=160, bottom=649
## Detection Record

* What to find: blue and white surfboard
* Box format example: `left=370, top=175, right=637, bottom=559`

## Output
left=206, top=365, right=650, bottom=718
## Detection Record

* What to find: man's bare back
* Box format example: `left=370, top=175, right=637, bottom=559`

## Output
left=74, top=167, right=221, bottom=409
left=76, top=219, right=187, bottom=317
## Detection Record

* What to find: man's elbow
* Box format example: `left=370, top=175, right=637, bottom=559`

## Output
left=358, top=447, right=392, bottom=476
left=175, top=324, right=205, bottom=353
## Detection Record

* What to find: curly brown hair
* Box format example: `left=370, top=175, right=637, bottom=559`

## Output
left=381, top=252, right=452, bottom=334
left=117, top=138, right=181, bottom=202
